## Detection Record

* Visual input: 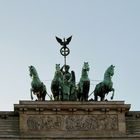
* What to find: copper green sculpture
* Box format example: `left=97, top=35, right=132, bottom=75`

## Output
left=51, top=64, right=63, bottom=101
left=77, top=62, right=90, bottom=101
left=61, top=65, right=76, bottom=101
left=53, top=36, right=77, bottom=101
left=94, top=65, right=115, bottom=101
left=29, top=65, right=47, bottom=101
left=51, top=64, right=76, bottom=101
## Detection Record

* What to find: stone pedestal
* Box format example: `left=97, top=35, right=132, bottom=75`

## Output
left=14, top=101, right=130, bottom=139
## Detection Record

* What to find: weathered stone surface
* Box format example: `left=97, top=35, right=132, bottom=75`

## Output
left=14, top=101, right=130, bottom=138
left=1, top=101, right=140, bottom=140
left=0, top=111, right=19, bottom=137
left=126, top=111, right=140, bottom=135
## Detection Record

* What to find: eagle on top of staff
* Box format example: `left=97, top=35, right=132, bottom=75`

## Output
left=55, top=36, right=72, bottom=47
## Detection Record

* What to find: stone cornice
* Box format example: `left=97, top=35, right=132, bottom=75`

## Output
left=14, top=100, right=130, bottom=113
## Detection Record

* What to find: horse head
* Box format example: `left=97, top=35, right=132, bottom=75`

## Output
left=104, top=65, right=115, bottom=80
left=108, top=65, right=115, bottom=76
left=54, top=64, right=63, bottom=80
left=29, top=65, right=38, bottom=78
left=83, top=62, right=90, bottom=72
left=55, top=64, right=61, bottom=71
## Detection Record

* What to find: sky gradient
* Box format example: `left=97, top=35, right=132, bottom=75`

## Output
left=0, top=0, right=140, bottom=111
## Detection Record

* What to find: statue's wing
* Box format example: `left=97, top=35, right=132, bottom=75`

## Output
left=56, top=36, right=63, bottom=45
left=66, top=36, right=72, bottom=45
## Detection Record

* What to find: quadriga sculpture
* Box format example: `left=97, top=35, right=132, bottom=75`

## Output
left=51, top=64, right=63, bottom=100
left=77, top=62, right=90, bottom=101
left=29, top=65, right=47, bottom=101
left=94, top=65, right=115, bottom=101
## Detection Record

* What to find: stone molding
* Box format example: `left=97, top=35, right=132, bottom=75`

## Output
left=14, top=100, right=130, bottom=113
left=14, top=100, right=130, bottom=138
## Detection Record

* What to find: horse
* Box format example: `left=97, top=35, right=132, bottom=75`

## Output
left=29, top=65, right=47, bottom=101
left=51, top=64, right=63, bottom=100
left=77, top=62, right=90, bottom=101
left=94, top=65, right=115, bottom=101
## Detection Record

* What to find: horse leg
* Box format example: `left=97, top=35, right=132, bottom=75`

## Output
left=81, top=94, right=84, bottom=101
left=42, top=97, right=45, bottom=101
left=42, top=92, right=46, bottom=101
left=83, top=81, right=90, bottom=101
left=78, top=83, right=84, bottom=101
left=30, top=88, right=33, bottom=100
left=54, top=95, right=57, bottom=100
left=95, top=95, right=98, bottom=101
left=101, top=95, right=104, bottom=101
left=111, top=88, right=115, bottom=100
left=41, top=85, right=46, bottom=101
left=37, top=92, right=41, bottom=101
left=94, top=93, right=98, bottom=101
left=100, top=92, right=106, bottom=101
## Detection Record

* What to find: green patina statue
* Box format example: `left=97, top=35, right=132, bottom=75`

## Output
left=77, top=62, right=90, bottom=101
left=51, top=64, right=77, bottom=101
left=51, top=64, right=63, bottom=101
left=61, top=65, right=77, bottom=101
left=29, top=65, right=47, bottom=101
left=94, top=65, right=115, bottom=101
left=52, top=36, right=77, bottom=101
left=29, top=64, right=115, bottom=102
left=28, top=36, right=116, bottom=102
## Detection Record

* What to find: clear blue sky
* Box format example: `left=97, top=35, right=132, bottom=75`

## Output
left=0, top=0, right=140, bottom=111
